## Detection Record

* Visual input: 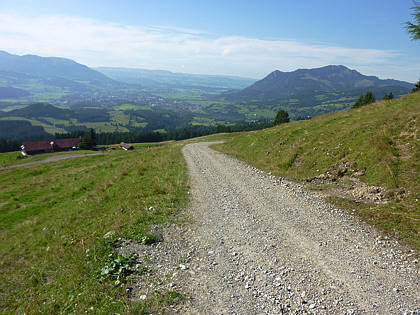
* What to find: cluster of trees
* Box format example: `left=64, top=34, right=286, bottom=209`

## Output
left=53, top=120, right=274, bottom=147
left=352, top=91, right=376, bottom=108
left=0, top=139, right=21, bottom=153
left=79, top=129, right=96, bottom=149
left=412, top=80, right=420, bottom=93
left=273, top=110, right=290, bottom=125
left=383, top=92, right=394, bottom=100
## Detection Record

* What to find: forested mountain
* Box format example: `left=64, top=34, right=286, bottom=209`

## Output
left=0, top=103, right=72, bottom=119
left=223, top=65, right=413, bottom=101
left=0, top=51, right=112, bottom=83
left=0, top=102, right=195, bottom=141
left=0, top=87, right=29, bottom=98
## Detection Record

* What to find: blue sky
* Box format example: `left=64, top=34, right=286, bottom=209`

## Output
left=0, top=0, right=419, bottom=82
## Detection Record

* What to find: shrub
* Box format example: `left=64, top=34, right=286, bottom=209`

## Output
left=412, top=79, right=420, bottom=93
left=274, top=110, right=290, bottom=125
left=383, top=92, right=394, bottom=100
left=352, top=91, right=376, bottom=108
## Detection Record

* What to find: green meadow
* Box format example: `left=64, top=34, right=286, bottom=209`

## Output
left=0, top=142, right=188, bottom=313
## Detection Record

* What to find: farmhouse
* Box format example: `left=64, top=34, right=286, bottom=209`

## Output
left=21, top=137, right=81, bottom=155
left=119, top=142, right=133, bottom=150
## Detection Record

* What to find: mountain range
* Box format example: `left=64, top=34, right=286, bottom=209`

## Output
left=0, top=50, right=147, bottom=107
left=0, top=50, right=415, bottom=141
left=0, top=51, right=256, bottom=107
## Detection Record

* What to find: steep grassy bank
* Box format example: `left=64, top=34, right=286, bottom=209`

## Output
left=0, top=143, right=188, bottom=313
left=215, top=92, right=420, bottom=249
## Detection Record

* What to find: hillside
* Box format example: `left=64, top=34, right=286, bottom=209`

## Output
left=0, top=103, right=72, bottom=119
left=0, top=142, right=188, bottom=313
left=0, top=87, right=29, bottom=98
left=224, top=65, right=413, bottom=100
left=215, top=91, right=420, bottom=248
left=0, top=51, right=153, bottom=107
left=0, top=50, right=112, bottom=83
left=0, top=102, right=196, bottom=141
left=215, top=65, right=414, bottom=119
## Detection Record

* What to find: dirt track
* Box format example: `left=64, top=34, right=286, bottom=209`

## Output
left=175, top=142, right=419, bottom=314
left=120, top=141, right=418, bottom=313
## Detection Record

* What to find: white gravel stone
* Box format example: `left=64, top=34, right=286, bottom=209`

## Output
left=117, top=142, right=420, bottom=314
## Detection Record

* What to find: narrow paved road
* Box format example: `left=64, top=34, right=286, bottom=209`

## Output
left=1, top=153, right=99, bottom=170
left=176, top=142, right=419, bottom=314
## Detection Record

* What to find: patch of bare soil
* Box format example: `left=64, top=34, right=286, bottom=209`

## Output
left=397, top=117, right=418, bottom=162
left=305, top=161, right=405, bottom=204
left=115, top=223, right=194, bottom=312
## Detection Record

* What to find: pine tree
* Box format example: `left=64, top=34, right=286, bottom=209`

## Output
left=353, top=95, right=364, bottom=108
left=89, top=128, right=96, bottom=147
left=79, top=133, right=91, bottom=149
left=363, top=91, right=376, bottom=104
left=383, top=92, right=394, bottom=100
left=79, top=128, right=96, bottom=149
left=352, top=91, right=376, bottom=108
left=406, top=2, right=420, bottom=40
left=274, top=110, right=290, bottom=125
left=412, top=79, right=420, bottom=93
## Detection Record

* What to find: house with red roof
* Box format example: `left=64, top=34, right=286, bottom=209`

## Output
left=21, top=137, right=81, bottom=155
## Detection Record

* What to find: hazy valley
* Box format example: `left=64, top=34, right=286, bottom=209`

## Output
left=0, top=50, right=414, bottom=142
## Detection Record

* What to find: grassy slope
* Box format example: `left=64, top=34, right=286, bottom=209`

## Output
left=215, top=92, right=420, bottom=249
left=0, top=116, right=67, bottom=134
left=0, top=142, right=188, bottom=313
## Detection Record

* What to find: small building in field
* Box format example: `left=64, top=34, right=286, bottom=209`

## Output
left=21, top=137, right=81, bottom=155
left=119, top=142, right=134, bottom=150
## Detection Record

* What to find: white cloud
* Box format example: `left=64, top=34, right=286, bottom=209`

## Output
left=0, top=12, right=415, bottom=81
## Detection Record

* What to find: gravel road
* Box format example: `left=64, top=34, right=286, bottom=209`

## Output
left=123, top=142, right=419, bottom=314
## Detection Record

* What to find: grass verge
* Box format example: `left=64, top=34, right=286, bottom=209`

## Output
left=0, top=142, right=188, bottom=313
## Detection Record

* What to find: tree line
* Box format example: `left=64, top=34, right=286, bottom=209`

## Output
left=56, top=120, right=274, bottom=148
left=0, top=120, right=274, bottom=152
left=0, top=139, right=21, bottom=153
